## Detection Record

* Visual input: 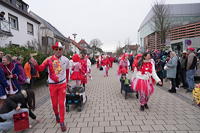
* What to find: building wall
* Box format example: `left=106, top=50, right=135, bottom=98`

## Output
left=70, top=43, right=80, bottom=54
left=0, top=4, right=39, bottom=48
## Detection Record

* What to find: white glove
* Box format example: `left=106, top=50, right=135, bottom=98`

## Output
left=25, top=78, right=31, bottom=84
left=164, top=66, right=169, bottom=70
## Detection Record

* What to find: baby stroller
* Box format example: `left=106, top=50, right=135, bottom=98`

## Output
left=120, top=74, right=138, bottom=99
left=65, top=85, right=87, bottom=112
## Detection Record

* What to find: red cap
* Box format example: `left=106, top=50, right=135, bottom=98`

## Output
left=187, top=47, right=195, bottom=51
left=52, top=42, right=64, bottom=50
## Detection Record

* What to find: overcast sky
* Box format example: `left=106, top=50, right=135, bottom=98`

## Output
left=26, top=0, right=200, bottom=52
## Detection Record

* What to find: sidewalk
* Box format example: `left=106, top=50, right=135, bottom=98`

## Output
left=21, top=64, right=200, bottom=133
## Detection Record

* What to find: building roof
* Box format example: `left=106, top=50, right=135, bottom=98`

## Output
left=70, top=39, right=84, bottom=50
left=123, top=45, right=139, bottom=50
left=78, top=39, right=89, bottom=45
left=139, top=3, right=200, bottom=30
left=0, top=0, right=40, bottom=24
left=29, top=11, right=70, bottom=43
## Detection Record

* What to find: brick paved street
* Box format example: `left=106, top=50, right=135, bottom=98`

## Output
left=23, top=64, right=200, bottom=133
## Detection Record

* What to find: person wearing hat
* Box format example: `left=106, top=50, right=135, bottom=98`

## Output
left=186, top=47, right=197, bottom=93
left=31, top=42, right=69, bottom=132
left=180, top=51, right=188, bottom=89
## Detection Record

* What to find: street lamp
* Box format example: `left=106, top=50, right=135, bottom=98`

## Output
left=72, top=33, right=77, bottom=41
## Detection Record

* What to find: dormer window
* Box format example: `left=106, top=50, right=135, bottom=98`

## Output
left=16, top=0, right=23, bottom=10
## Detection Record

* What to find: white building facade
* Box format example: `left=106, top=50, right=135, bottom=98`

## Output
left=0, top=0, right=40, bottom=48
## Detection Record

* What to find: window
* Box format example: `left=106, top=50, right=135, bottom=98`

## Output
left=27, top=22, right=34, bottom=35
left=16, top=1, right=22, bottom=10
left=48, top=37, right=53, bottom=45
left=8, top=14, right=18, bottom=30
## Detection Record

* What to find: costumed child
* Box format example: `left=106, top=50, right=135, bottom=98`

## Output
left=131, top=52, right=162, bottom=111
left=70, top=54, right=83, bottom=86
left=101, top=55, right=111, bottom=77
left=80, top=51, right=88, bottom=88
left=118, top=53, right=129, bottom=78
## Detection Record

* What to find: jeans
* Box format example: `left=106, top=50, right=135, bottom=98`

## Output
left=186, top=69, right=195, bottom=90
left=0, top=108, right=28, bottom=131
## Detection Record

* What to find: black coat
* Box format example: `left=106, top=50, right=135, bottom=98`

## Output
left=0, top=91, right=36, bottom=119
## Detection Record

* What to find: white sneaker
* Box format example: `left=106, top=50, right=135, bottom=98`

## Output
left=176, top=87, right=180, bottom=90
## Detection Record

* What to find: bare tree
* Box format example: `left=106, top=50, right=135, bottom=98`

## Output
left=90, top=39, right=103, bottom=56
left=152, top=0, right=170, bottom=45
left=124, top=38, right=132, bottom=46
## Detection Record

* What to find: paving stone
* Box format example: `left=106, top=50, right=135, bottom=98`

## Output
left=140, top=125, right=154, bottom=131
left=121, top=120, right=133, bottom=126
left=132, top=120, right=144, bottom=125
left=116, top=126, right=129, bottom=132
left=163, top=125, right=178, bottom=131
left=77, top=122, right=88, bottom=127
left=143, top=120, right=155, bottom=125
left=152, top=125, right=166, bottom=131
left=34, top=129, right=47, bottom=133
left=80, top=127, right=92, bottom=133
left=128, top=125, right=142, bottom=131
left=44, top=128, right=58, bottom=133
left=105, top=126, right=117, bottom=132
left=110, top=121, right=121, bottom=126
left=88, top=121, right=98, bottom=127
left=99, top=121, right=110, bottom=127
left=68, top=127, right=81, bottom=133
left=92, top=127, right=104, bottom=133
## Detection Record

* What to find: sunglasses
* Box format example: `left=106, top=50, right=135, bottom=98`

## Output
left=55, top=48, right=63, bottom=51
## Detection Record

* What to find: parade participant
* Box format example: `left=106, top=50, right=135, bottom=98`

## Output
left=131, top=52, right=162, bottom=111
left=101, top=55, right=111, bottom=77
left=70, top=54, right=82, bottom=86
left=32, top=42, right=69, bottom=132
left=87, top=56, right=92, bottom=79
left=132, top=53, right=142, bottom=72
left=0, top=54, right=21, bottom=96
left=79, top=51, right=88, bottom=88
left=109, top=56, right=115, bottom=68
left=118, top=53, right=129, bottom=77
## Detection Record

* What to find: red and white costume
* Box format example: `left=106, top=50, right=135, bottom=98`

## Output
left=132, top=54, right=142, bottom=72
left=101, top=56, right=110, bottom=77
left=109, top=56, right=115, bottom=68
left=118, top=54, right=129, bottom=76
left=35, top=42, right=69, bottom=124
left=70, top=54, right=83, bottom=83
left=80, top=57, right=88, bottom=85
left=131, top=60, right=160, bottom=105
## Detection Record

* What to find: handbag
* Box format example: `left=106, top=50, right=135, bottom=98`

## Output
left=13, top=112, right=29, bottom=132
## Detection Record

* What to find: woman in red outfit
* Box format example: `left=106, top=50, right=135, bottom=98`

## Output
left=70, top=54, right=83, bottom=86
left=131, top=52, right=162, bottom=111
left=101, top=55, right=110, bottom=77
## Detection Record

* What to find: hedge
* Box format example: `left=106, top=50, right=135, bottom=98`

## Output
left=0, top=45, right=49, bottom=82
